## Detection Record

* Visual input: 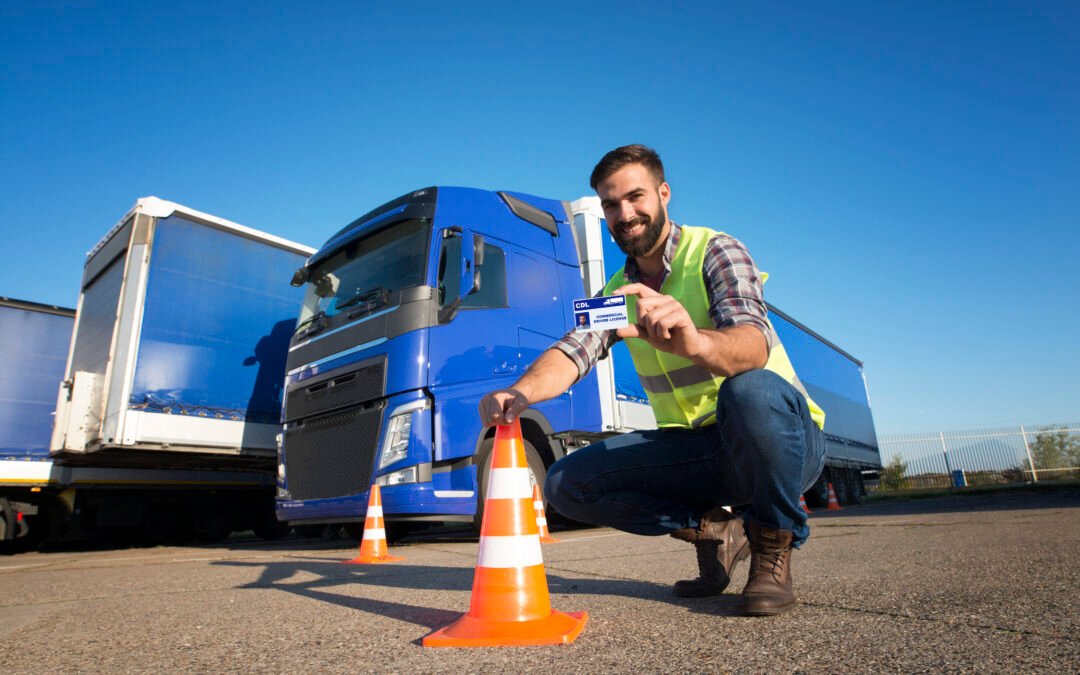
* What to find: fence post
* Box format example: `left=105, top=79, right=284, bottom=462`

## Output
left=1020, top=425, right=1037, bottom=483
left=939, top=432, right=953, bottom=487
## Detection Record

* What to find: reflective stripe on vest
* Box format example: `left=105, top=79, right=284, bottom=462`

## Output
left=602, top=225, right=825, bottom=430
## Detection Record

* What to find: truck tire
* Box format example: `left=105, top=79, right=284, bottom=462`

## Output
left=0, top=498, right=12, bottom=543
left=847, top=470, right=866, bottom=504
left=805, top=473, right=830, bottom=508
left=473, top=436, right=546, bottom=531
left=831, top=468, right=850, bottom=505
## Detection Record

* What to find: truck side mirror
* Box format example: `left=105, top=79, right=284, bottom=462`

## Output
left=469, top=233, right=484, bottom=295
left=290, top=266, right=309, bottom=287
left=438, top=227, right=484, bottom=324
left=459, top=227, right=478, bottom=299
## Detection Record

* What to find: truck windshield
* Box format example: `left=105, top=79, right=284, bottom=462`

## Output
left=296, top=218, right=430, bottom=332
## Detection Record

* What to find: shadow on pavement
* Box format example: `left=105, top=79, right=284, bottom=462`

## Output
left=214, top=553, right=747, bottom=634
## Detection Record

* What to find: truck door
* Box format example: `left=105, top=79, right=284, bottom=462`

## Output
left=426, top=232, right=514, bottom=462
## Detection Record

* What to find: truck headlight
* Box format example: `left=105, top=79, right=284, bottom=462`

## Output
left=379, top=413, right=412, bottom=469
left=377, top=399, right=428, bottom=470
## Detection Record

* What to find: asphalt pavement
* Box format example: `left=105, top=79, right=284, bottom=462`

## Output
left=0, top=488, right=1077, bottom=673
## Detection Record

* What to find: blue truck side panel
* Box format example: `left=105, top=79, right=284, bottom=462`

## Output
left=770, top=310, right=879, bottom=463
left=132, top=215, right=309, bottom=422
left=0, top=304, right=74, bottom=458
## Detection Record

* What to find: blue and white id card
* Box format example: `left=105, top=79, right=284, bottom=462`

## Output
left=572, top=295, right=630, bottom=332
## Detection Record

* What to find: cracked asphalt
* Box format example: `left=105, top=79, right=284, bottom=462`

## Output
left=0, top=487, right=1076, bottom=673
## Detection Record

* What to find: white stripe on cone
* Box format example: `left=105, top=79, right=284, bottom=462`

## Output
left=486, top=468, right=533, bottom=500
left=477, top=534, right=544, bottom=568
left=366, top=505, right=383, bottom=518
left=364, top=528, right=386, bottom=540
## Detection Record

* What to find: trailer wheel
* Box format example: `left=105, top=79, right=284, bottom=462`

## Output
left=0, top=498, right=12, bottom=543
left=805, top=473, right=830, bottom=508
left=849, top=470, right=866, bottom=504
left=473, top=436, right=546, bottom=531
left=831, top=469, right=851, bottom=505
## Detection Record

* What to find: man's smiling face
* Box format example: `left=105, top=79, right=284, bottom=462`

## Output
left=596, top=163, right=671, bottom=259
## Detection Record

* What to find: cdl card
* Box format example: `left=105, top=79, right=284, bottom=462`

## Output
left=572, top=295, right=630, bottom=332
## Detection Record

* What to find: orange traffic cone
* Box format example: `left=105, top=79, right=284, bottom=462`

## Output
left=423, top=419, right=587, bottom=647
left=799, top=494, right=813, bottom=515
left=533, top=484, right=560, bottom=544
left=826, top=483, right=843, bottom=511
left=342, top=484, right=405, bottom=564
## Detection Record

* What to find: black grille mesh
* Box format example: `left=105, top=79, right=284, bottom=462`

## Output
left=284, top=360, right=385, bottom=422
left=283, top=401, right=384, bottom=501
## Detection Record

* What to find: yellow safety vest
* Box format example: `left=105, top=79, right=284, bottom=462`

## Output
left=602, top=225, right=825, bottom=430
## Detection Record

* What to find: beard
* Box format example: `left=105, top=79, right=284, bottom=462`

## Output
left=612, top=201, right=667, bottom=258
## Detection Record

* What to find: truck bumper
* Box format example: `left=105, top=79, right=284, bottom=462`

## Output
left=276, top=477, right=478, bottom=524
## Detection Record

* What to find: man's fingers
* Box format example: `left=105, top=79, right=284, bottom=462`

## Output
left=641, top=304, right=683, bottom=341
left=616, top=324, right=643, bottom=339
left=479, top=389, right=529, bottom=426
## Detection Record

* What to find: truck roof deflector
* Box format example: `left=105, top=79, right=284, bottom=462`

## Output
left=497, top=192, right=559, bottom=236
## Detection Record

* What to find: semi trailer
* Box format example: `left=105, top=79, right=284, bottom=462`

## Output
left=276, top=187, right=881, bottom=537
left=0, top=197, right=313, bottom=549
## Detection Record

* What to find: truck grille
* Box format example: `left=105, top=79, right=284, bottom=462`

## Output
left=284, top=358, right=385, bottom=423
left=283, top=400, right=385, bottom=500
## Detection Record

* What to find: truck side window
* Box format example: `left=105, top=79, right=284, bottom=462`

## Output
left=438, top=238, right=508, bottom=310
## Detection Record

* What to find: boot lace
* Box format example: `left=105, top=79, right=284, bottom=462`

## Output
left=751, top=546, right=787, bottom=580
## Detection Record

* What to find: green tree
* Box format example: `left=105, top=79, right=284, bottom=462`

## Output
left=879, top=454, right=909, bottom=490
left=1031, top=427, right=1080, bottom=471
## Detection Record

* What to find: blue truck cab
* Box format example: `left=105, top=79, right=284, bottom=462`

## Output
left=276, top=187, right=882, bottom=532
left=277, top=187, right=601, bottom=527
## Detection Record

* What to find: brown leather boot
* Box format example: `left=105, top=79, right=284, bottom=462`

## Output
left=671, top=507, right=750, bottom=597
left=741, top=521, right=796, bottom=615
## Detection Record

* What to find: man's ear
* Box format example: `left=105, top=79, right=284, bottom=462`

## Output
left=659, top=181, right=671, bottom=207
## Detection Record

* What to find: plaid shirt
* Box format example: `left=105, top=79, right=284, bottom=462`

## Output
left=553, top=222, right=773, bottom=383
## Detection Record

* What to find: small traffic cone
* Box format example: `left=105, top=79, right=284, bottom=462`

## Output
left=799, top=494, right=813, bottom=515
left=423, top=419, right=587, bottom=647
left=342, top=484, right=405, bottom=564
left=534, top=484, right=560, bottom=544
left=826, top=483, right=843, bottom=511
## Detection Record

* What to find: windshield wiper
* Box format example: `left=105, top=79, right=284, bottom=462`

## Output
left=337, top=286, right=391, bottom=318
left=294, top=310, right=327, bottom=340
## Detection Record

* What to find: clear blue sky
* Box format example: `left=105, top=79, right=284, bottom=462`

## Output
left=2, top=1, right=1077, bottom=435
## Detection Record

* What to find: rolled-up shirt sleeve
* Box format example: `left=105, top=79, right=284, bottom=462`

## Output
left=550, top=325, right=619, bottom=384
left=703, top=234, right=774, bottom=351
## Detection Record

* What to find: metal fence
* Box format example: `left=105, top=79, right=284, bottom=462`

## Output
left=874, top=423, right=1080, bottom=491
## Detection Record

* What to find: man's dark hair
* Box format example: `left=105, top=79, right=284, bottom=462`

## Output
left=590, top=144, right=665, bottom=190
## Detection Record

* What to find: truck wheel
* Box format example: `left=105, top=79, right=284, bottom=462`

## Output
left=805, top=473, right=830, bottom=508
left=138, top=511, right=177, bottom=546
left=194, top=513, right=232, bottom=543
left=473, top=436, right=546, bottom=531
left=831, top=469, right=850, bottom=505
left=847, top=470, right=866, bottom=504
left=0, top=498, right=11, bottom=543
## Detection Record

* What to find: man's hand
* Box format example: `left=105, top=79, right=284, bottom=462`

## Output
left=478, top=388, right=530, bottom=426
left=614, top=283, right=707, bottom=360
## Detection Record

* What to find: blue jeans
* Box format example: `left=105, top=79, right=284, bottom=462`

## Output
left=545, top=369, right=826, bottom=547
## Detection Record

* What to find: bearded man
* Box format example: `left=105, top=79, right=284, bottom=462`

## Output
left=478, top=144, right=826, bottom=616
